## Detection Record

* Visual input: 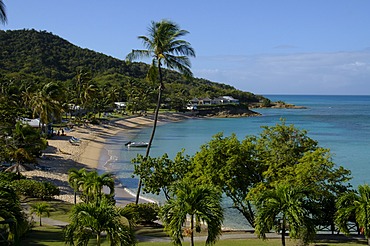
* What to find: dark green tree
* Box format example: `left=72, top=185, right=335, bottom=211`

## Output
left=126, top=20, right=195, bottom=204
left=132, top=150, right=193, bottom=200
left=192, top=133, right=262, bottom=227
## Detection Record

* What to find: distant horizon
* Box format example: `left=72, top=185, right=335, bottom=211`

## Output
left=3, top=1, right=370, bottom=95
left=262, top=94, right=370, bottom=96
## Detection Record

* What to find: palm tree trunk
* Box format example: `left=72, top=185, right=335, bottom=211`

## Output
left=190, top=214, right=195, bottom=246
left=39, top=216, right=42, bottom=226
left=281, top=217, right=286, bottom=246
left=135, top=63, right=164, bottom=204
left=73, top=190, right=77, bottom=204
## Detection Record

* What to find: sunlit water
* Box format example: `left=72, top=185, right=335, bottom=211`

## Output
left=100, top=95, right=370, bottom=229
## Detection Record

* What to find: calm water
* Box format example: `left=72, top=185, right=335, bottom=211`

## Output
left=101, top=95, right=370, bottom=229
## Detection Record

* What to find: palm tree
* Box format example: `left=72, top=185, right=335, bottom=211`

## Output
left=160, top=179, right=223, bottom=246
left=69, top=169, right=115, bottom=203
left=30, top=202, right=51, bottom=226
left=68, top=168, right=87, bottom=204
left=0, top=0, right=7, bottom=25
left=252, top=183, right=315, bottom=246
left=336, top=184, right=370, bottom=245
left=28, top=82, right=64, bottom=132
left=82, top=170, right=115, bottom=203
left=126, top=20, right=195, bottom=204
left=0, top=181, right=26, bottom=245
left=64, top=196, right=135, bottom=246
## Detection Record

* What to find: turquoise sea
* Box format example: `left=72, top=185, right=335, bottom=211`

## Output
left=101, top=95, right=370, bottom=229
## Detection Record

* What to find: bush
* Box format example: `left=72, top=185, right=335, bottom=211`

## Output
left=125, top=203, right=160, bottom=224
left=12, top=179, right=60, bottom=200
left=0, top=171, right=24, bottom=182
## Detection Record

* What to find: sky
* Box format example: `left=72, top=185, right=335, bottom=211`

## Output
left=3, top=0, right=370, bottom=95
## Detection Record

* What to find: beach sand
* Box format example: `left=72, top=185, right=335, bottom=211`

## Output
left=23, top=113, right=194, bottom=205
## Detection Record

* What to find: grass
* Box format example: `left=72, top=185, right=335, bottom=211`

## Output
left=20, top=199, right=369, bottom=246
left=137, top=239, right=368, bottom=246
left=21, top=224, right=369, bottom=246
left=26, top=198, right=73, bottom=222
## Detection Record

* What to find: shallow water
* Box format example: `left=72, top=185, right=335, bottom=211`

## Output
left=101, top=95, right=370, bottom=229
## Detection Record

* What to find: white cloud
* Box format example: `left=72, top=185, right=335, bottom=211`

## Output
left=192, top=51, right=370, bottom=95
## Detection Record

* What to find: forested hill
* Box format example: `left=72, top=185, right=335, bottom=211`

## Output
left=0, top=29, right=265, bottom=103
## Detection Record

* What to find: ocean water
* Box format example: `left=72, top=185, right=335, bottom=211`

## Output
left=102, top=95, right=370, bottom=229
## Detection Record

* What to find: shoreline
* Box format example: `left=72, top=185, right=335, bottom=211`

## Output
left=23, top=112, right=195, bottom=205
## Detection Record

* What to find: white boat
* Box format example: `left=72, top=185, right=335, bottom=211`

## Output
left=125, top=141, right=149, bottom=148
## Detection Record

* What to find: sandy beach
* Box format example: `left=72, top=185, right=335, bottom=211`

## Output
left=23, top=113, right=194, bottom=205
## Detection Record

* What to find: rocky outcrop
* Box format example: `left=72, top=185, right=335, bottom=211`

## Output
left=195, top=105, right=261, bottom=118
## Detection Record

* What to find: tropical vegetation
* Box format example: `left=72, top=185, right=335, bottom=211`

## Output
left=30, top=202, right=51, bottom=226
left=0, top=17, right=368, bottom=246
left=0, top=173, right=31, bottom=245
left=132, top=120, right=353, bottom=244
left=336, top=184, right=370, bottom=245
left=126, top=19, right=196, bottom=204
left=160, top=178, right=224, bottom=246
left=65, top=168, right=135, bottom=245
left=252, top=183, right=315, bottom=246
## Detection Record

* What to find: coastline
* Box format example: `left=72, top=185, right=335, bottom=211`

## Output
left=23, top=112, right=194, bottom=205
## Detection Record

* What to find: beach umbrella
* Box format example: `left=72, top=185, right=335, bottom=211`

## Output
left=5, top=163, right=33, bottom=173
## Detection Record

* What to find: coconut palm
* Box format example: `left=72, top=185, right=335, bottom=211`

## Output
left=30, top=202, right=51, bottom=226
left=28, top=82, right=64, bottom=132
left=160, top=179, right=223, bottom=246
left=336, top=184, right=370, bottom=245
left=126, top=19, right=195, bottom=204
left=64, top=196, right=135, bottom=246
left=0, top=0, right=7, bottom=25
left=252, top=183, right=315, bottom=246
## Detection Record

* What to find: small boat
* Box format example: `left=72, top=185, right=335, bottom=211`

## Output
left=125, top=141, right=149, bottom=148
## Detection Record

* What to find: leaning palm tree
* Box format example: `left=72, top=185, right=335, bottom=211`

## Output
left=160, top=179, right=223, bottom=246
left=126, top=20, right=195, bottom=204
left=252, top=183, right=315, bottom=246
left=336, top=184, right=370, bottom=245
left=0, top=0, right=7, bottom=25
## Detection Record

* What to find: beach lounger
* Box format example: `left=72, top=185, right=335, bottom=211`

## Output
left=69, top=139, right=80, bottom=145
left=71, top=136, right=81, bottom=142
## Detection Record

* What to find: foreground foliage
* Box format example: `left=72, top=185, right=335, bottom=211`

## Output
left=336, top=184, right=370, bottom=245
left=64, top=197, right=135, bottom=246
left=160, top=178, right=223, bottom=246
left=0, top=179, right=30, bottom=245
left=253, top=183, right=315, bottom=246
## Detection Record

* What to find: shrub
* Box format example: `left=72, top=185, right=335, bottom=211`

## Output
left=12, top=179, right=60, bottom=200
left=125, top=203, right=160, bottom=224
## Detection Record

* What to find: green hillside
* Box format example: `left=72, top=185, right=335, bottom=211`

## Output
left=0, top=29, right=265, bottom=104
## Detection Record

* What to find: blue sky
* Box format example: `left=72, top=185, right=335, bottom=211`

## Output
left=3, top=0, right=370, bottom=95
